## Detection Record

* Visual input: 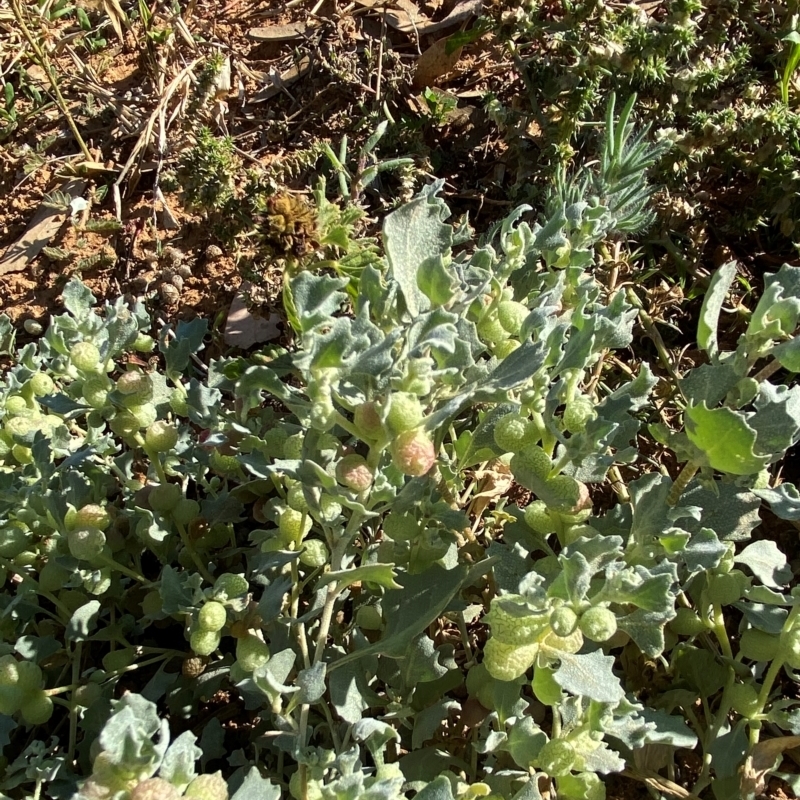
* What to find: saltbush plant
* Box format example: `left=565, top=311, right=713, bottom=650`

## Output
left=0, top=101, right=798, bottom=800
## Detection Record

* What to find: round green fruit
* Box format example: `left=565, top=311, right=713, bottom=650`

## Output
left=578, top=606, right=618, bottom=643
left=386, top=392, right=424, bottom=434
left=391, top=429, right=436, bottom=477
left=28, top=373, right=55, bottom=397
left=145, top=421, right=179, bottom=453
left=213, top=573, right=249, bottom=600
left=335, top=454, right=373, bottom=492
left=70, top=342, right=102, bottom=373
left=537, top=738, right=577, bottom=777
left=235, top=635, right=270, bottom=672
left=68, top=527, right=106, bottom=561
left=190, top=629, right=221, bottom=657
left=149, top=483, right=183, bottom=514
left=299, top=539, right=329, bottom=567
left=550, top=607, right=579, bottom=637
left=198, top=601, right=227, bottom=633
left=20, top=691, right=53, bottom=725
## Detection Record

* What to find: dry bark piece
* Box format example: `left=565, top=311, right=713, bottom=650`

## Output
left=0, top=179, right=87, bottom=276
left=248, top=21, right=318, bottom=41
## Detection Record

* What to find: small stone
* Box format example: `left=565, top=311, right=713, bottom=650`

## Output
left=170, top=274, right=184, bottom=291
left=160, top=283, right=180, bottom=305
left=175, top=263, right=193, bottom=279
left=205, top=244, right=223, bottom=261
left=23, top=319, right=43, bottom=335
left=162, top=246, right=184, bottom=267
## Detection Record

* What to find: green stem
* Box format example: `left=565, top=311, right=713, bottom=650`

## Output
left=68, top=641, right=82, bottom=763
left=667, top=461, right=699, bottom=506
left=297, top=509, right=364, bottom=754
left=173, top=519, right=214, bottom=583
left=711, top=603, right=733, bottom=659
left=97, top=551, right=149, bottom=585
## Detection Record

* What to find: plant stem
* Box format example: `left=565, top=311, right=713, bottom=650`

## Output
left=9, top=0, right=93, bottom=162
left=751, top=358, right=783, bottom=384
left=174, top=519, right=214, bottom=583
left=711, top=602, right=733, bottom=659
left=667, top=461, right=699, bottom=506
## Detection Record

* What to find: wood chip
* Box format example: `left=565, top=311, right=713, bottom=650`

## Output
left=0, top=179, right=87, bottom=276
left=248, top=21, right=318, bottom=41
left=224, top=283, right=282, bottom=348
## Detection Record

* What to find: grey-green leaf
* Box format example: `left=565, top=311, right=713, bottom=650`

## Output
left=554, top=650, right=625, bottom=703
left=697, top=261, right=737, bottom=360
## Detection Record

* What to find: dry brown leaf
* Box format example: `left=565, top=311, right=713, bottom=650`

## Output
left=0, top=179, right=87, bottom=276
left=385, top=0, right=482, bottom=36
left=224, top=284, right=282, bottom=349
left=741, top=735, right=800, bottom=796
left=100, top=0, right=128, bottom=42
left=248, top=21, right=317, bottom=41
left=251, top=56, right=312, bottom=103
left=385, top=0, right=431, bottom=33
left=469, top=460, right=513, bottom=518
left=413, top=36, right=462, bottom=87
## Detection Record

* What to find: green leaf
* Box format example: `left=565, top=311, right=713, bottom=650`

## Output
left=681, top=362, right=740, bottom=406
left=682, top=527, right=727, bottom=573
left=674, top=645, right=727, bottom=697
left=750, top=383, right=800, bottom=461
left=252, top=649, right=297, bottom=704
left=697, top=261, right=737, bottom=360
left=295, top=662, right=326, bottom=704
left=230, top=767, right=281, bottom=800
left=66, top=600, right=101, bottom=642
left=330, top=562, right=491, bottom=669
left=554, top=650, right=625, bottom=703
left=685, top=403, right=770, bottom=475
left=640, top=709, right=698, bottom=748
left=616, top=608, right=669, bottom=657
left=199, top=718, right=226, bottom=769
left=329, top=661, right=375, bottom=723
left=680, top=480, right=762, bottom=542
left=160, top=566, right=204, bottom=615
left=160, top=319, right=208, bottom=375
left=532, top=665, right=562, bottom=706
left=417, top=256, right=459, bottom=308
left=556, top=772, right=605, bottom=800
left=317, top=562, right=401, bottom=590
left=290, top=272, right=349, bottom=332
left=735, top=541, right=792, bottom=589
left=755, top=483, right=800, bottom=520
left=504, top=715, right=547, bottom=769
left=62, top=278, right=97, bottom=321
left=773, top=337, right=800, bottom=372
left=460, top=403, right=516, bottom=467
left=159, top=731, right=201, bottom=790
left=383, top=180, right=452, bottom=317
left=412, top=774, right=457, bottom=800
left=412, top=698, right=459, bottom=749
